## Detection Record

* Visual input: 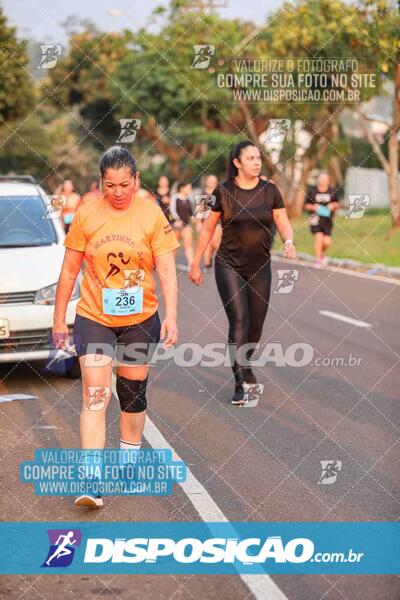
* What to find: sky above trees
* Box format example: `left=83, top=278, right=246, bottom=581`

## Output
left=2, top=0, right=273, bottom=42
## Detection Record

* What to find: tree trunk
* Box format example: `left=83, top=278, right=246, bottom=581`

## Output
left=328, top=123, right=343, bottom=187
left=388, top=62, right=400, bottom=230
left=289, top=156, right=313, bottom=219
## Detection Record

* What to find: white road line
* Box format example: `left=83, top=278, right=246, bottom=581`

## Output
left=319, top=310, right=372, bottom=328
left=111, top=375, right=288, bottom=600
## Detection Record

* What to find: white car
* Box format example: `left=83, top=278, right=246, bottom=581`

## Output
left=0, top=176, right=80, bottom=377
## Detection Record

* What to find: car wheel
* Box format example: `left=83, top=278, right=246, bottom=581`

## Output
left=65, top=357, right=81, bottom=379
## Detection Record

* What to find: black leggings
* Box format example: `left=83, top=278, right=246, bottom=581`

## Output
left=215, top=260, right=272, bottom=383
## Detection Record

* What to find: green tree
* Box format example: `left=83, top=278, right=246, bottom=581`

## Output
left=0, top=7, right=33, bottom=125
left=354, top=0, right=400, bottom=229
left=42, top=8, right=262, bottom=182
left=251, top=0, right=382, bottom=216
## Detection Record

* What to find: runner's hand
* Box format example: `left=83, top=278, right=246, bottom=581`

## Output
left=284, top=241, right=297, bottom=259
left=161, top=317, right=178, bottom=348
left=52, top=322, right=71, bottom=351
left=189, top=262, right=203, bottom=286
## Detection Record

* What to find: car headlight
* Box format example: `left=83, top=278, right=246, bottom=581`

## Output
left=34, top=279, right=80, bottom=305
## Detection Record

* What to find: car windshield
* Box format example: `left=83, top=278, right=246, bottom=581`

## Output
left=0, top=195, right=57, bottom=247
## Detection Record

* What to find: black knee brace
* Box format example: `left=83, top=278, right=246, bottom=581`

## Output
left=116, top=376, right=148, bottom=413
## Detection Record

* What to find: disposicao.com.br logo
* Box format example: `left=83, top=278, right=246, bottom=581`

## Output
left=83, top=535, right=346, bottom=565
left=1, top=522, right=396, bottom=575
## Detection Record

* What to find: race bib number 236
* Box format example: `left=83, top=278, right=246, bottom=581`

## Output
left=102, top=287, right=143, bottom=316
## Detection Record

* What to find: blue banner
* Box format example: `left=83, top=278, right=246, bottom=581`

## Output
left=0, top=522, right=398, bottom=574
left=20, top=448, right=186, bottom=496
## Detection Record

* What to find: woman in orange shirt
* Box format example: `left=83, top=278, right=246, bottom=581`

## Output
left=52, top=146, right=180, bottom=508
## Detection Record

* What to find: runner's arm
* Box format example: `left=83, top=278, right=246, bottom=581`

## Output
left=191, top=211, right=221, bottom=265
left=273, top=208, right=294, bottom=244
left=328, top=200, right=340, bottom=212
left=304, top=202, right=317, bottom=212
left=303, top=188, right=316, bottom=212
left=154, top=251, right=178, bottom=320
left=169, top=195, right=180, bottom=221
left=273, top=208, right=296, bottom=259
left=53, top=248, right=84, bottom=326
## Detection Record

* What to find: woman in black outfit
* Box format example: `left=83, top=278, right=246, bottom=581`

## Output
left=189, top=140, right=296, bottom=405
left=170, top=182, right=194, bottom=266
left=155, top=175, right=174, bottom=224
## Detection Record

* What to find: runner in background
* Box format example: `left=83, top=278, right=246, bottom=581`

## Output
left=56, top=179, right=81, bottom=233
left=201, top=174, right=222, bottom=270
left=135, top=180, right=156, bottom=203
left=155, top=175, right=174, bottom=225
left=304, top=172, right=340, bottom=267
left=170, top=182, right=194, bottom=267
left=80, top=181, right=101, bottom=205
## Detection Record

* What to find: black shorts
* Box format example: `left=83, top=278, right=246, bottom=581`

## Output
left=310, top=219, right=333, bottom=236
left=73, top=311, right=161, bottom=365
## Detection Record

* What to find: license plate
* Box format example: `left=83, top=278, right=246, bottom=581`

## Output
left=0, top=319, right=10, bottom=339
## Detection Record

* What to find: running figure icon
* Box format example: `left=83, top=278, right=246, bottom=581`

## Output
left=45, top=531, right=77, bottom=566
left=105, top=251, right=131, bottom=280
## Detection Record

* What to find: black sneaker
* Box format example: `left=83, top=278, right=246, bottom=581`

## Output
left=231, top=382, right=263, bottom=408
left=231, top=383, right=245, bottom=405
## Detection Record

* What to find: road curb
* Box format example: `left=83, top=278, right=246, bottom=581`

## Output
left=272, top=250, right=400, bottom=282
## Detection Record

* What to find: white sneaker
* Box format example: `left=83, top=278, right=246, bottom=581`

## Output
left=74, top=494, right=103, bottom=508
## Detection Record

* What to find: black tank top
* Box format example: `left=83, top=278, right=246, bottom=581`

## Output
left=174, top=196, right=193, bottom=225
left=156, top=191, right=174, bottom=223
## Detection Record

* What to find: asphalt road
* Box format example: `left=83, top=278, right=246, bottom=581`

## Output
left=0, top=257, right=399, bottom=599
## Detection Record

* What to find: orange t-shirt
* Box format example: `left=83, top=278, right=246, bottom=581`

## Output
left=64, top=195, right=180, bottom=327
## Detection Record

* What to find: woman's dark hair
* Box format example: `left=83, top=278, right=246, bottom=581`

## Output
left=99, top=146, right=137, bottom=178
left=222, top=140, right=258, bottom=220
left=226, top=140, right=257, bottom=181
left=176, top=181, right=189, bottom=193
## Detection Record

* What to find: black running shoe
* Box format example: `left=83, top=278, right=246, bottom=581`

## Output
left=231, top=383, right=245, bottom=405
